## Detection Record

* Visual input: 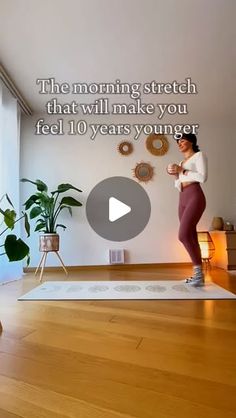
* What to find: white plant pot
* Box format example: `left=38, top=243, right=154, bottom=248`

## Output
left=39, top=233, right=59, bottom=252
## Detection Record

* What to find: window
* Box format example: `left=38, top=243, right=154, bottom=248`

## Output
left=0, top=80, right=22, bottom=282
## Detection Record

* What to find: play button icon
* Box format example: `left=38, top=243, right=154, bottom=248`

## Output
left=86, top=176, right=151, bottom=241
left=109, top=197, right=131, bottom=222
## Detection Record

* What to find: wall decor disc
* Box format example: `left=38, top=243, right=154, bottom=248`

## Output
left=133, top=162, right=154, bottom=183
left=146, top=134, right=169, bottom=156
left=117, top=141, right=133, bottom=156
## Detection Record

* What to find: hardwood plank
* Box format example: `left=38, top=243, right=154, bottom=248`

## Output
left=21, top=325, right=236, bottom=387
left=3, top=301, right=236, bottom=342
left=0, top=375, right=135, bottom=418
left=0, top=353, right=235, bottom=418
left=0, top=407, right=22, bottom=418
left=0, top=337, right=236, bottom=415
left=0, top=392, right=68, bottom=418
left=139, top=336, right=236, bottom=385
left=0, top=267, right=236, bottom=418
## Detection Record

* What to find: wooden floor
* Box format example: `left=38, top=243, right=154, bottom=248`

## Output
left=0, top=266, right=236, bottom=418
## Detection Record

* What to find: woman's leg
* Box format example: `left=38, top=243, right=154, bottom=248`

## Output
left=179, top=204, right=204, bottom=264
left=178, top=197, right=185, bottom=222
left=178, top=186, right=206, bottom=284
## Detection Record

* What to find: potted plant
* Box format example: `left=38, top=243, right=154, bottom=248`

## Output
left=0, top=194, right=30, bottom=264
left=21, top=178, right=82, bottom=252
left=0, top=194, right=30, bottom=334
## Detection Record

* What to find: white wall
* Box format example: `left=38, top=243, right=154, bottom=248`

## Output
left=14, top=0, right=235, bottom=267
left=20, top=113, right=235, bottom=267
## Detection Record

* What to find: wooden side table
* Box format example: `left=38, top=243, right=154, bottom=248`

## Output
left=210, top=231, right=236, bottom=270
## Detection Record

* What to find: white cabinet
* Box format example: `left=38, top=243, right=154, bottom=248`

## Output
left=210, top=231, right=236, bottom=270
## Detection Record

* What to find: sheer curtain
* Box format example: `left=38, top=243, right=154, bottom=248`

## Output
left=0, top=80, right=22, bottom=284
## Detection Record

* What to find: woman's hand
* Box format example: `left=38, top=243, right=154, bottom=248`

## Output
left=167, top=163, right=182, bottom=175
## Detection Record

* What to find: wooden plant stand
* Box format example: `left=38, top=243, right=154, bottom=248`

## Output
left=35, top=250, right=68, bottom=282
left=35, top=234, right=68, bottom=282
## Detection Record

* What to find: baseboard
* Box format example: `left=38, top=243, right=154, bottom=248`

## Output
left=24, top=262, right=192, bottom=273
left=228, top=265, right=236, bottom=270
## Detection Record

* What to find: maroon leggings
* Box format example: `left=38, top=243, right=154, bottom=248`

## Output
left=178, top=183, right=206, bottom=265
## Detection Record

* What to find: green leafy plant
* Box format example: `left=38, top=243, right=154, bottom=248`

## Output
left=21, top=178, right=82, bottom=233
left=0, top=194, right=30, bottom=264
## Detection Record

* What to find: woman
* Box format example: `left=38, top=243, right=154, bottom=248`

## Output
left=167, top=133, right=208, bottom=286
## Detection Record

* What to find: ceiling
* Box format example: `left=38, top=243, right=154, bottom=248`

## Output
left=0, top=0, right=235, bottom=117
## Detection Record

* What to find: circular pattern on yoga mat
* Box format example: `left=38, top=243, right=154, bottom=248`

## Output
left=89, top=285, right=110, bottom=293
left=145, top=285, right=166, bottom=293
left=40, top=285, right=61, bottom=292
left=114, top=285, right=141, bottom=292
left=67, top=285, right=83, bottom=292
left=172, top=284, right=190, bottom=292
